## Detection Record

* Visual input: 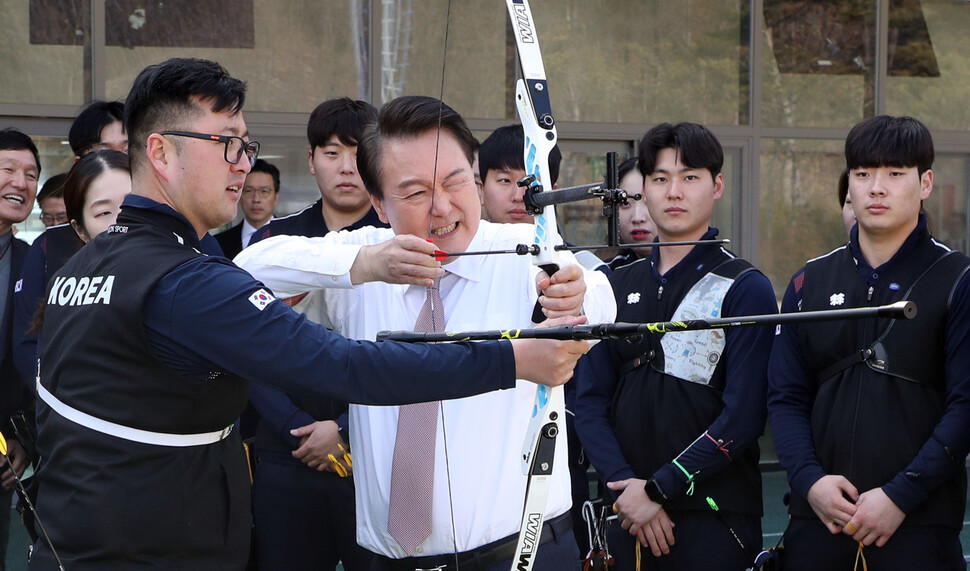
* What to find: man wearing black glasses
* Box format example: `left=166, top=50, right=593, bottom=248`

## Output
left=29, top=57, right=590, bottom=570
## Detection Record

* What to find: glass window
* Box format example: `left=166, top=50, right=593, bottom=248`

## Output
left=0, top=0, right=86, bottom=105
left=532, top=0, right=748, bottom=125
left=556, top=146, right=636, bottom=255
left=761, top=1, right=875, bottom=128
left=759, top=138, right=847, bottom=296
left=384, top=0, right=507, bottom=117
left=923, top=154, right=968, bottom=253
left=392, top=0, right=747, bottom=124
left=886, top=1, right=970, bottom=131
left=104, top=1, right=365, bottom=112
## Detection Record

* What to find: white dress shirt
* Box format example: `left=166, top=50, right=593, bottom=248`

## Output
left=236, top=221, right=616, bottom=557
left=240, top=219, right=261, bottom=251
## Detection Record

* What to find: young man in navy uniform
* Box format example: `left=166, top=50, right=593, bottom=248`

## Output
left=768, top=115, right=970, bottom=570
left=575, top=123, right=777, bottom=570
left=244, top=98, right=388, bottom=571
left=30, top=58, right=589, bottom=570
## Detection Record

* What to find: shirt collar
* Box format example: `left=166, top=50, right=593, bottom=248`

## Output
left=122, top=194, right=203, bottom=248
left=435, top=222, right=491, bottom=283
left=848, top=213, right=928, bottom=282
left=649, top=226, right=721, bottom=281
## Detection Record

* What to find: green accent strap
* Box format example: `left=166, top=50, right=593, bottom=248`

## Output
left=706, top=497, right=719, bottom=511
left=672, top=459, right=697, bottom=496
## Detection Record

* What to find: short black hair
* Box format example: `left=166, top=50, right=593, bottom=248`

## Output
left=307, top=98, right=378, bottom=152
left=609, top=157, right=639, bottom=186
left=248, top=159, right=280, bottom=193
left=0, top=128, right=41, bottom=176
left=69, top=100, right=125, bottom=157
left=357, top=95, right=478, bottom=200
left=638, top=122, right=723, bottom=180
left=125, top=58, right=247, bottom=172
left=837, top=169, right=849, bottom=207
left=38, top=172, right=69, bottom=202
left=845, top=115, right=934, bottom=177
left=478, top=124, right=561, bottom=186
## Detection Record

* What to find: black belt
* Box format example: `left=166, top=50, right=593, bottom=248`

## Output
left=382, top=512, right=572, bottom=571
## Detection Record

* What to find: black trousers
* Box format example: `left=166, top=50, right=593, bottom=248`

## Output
left=783, top=515, right=965, bottom=571
left=370, top=522, right=581, bottom=571
left=606, top=508, right=761, bottom=571
left=253, top=456, right=376, bottom=571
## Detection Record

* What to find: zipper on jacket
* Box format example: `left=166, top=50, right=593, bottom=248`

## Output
left=867, top=286, right=874, bottom=303
left=657, top=285, right=664, bottom=300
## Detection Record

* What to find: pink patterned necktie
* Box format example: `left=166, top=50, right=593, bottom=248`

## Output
left=387, top=277, right=443, bottom=554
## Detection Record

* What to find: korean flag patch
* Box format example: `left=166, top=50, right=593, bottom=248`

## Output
left=248, top=288, right=276, bottom=311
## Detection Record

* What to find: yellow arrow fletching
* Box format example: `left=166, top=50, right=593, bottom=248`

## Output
left=0, top=431, right=7, bottom=456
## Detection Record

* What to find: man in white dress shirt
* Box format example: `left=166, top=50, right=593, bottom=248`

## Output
left=237, top=95, right=615, bottom=571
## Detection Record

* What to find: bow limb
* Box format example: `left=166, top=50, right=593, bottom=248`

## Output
left=506, top=1, right=568, bottom=570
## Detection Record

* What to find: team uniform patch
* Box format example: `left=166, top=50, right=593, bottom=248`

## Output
left=248, top=288, right=275, bottom=311
left=14, top=278, right=22, bottom=293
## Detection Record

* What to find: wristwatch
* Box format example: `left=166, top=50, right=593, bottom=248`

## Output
left=644, top=478, right=668, bottom=505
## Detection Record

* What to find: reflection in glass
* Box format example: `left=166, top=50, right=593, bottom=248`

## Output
left=764, top=0, right=937, bottom=77
left=887, top=1, right=970, bottom=131
left=759, top=139, right=846, bottom=295
left=387, top=0, right=748, bottom=124
left=762, top=0, right=943, bottom=128
left=532, top=0, right=748, bottom=125
left=924, top=155, right=968, bottom=254
left=104, top=1, right=366, bottom=112
left=0, top=0, right=84, bottom=105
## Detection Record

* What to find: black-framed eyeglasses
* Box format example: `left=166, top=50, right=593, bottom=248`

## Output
left=160, top=131, right=260, bottom=167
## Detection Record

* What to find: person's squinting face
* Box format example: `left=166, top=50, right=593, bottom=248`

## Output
left=73, top=168, right=131, bottom=242
left=371, top=130, right=481, bottom=262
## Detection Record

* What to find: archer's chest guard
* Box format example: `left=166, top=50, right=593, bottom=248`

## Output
left=799, top=239, right=970, bottom=388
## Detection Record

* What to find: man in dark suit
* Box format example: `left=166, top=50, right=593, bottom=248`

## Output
left=216, top=159, right=279, bottom=259
left=0, top=128, right=39, bottom=569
